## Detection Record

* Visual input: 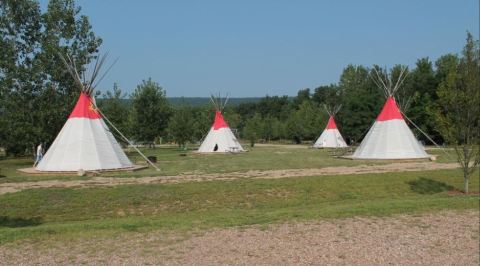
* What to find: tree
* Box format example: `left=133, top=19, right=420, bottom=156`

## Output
left=336, top=65, right=382, bottom=144
left=312, top=84, right=340, bottom=106
left=243, top=114, right=262, bottom=147
left=435, top=54, right=459, bottom=83
left=224, top=109, right=241, bottom=132
left=285, top=112, right=305, bottom=144
left=192, top=105, right=212, bottom=142
left=256, top=95, right=292, bottom=120
left=131, top=78, right=171, bottom=146
left=283, top=101, right=325, bottom=143
left=97, top=83, right=131, bottom=142
left=434, top=33, right=480, bottom=194
left=402, top=58, right=440, bottom=143
left=293, top=88, right=310, bottom=107
left=0, top=0, right=102, bottom=155
left=168, top=105, right=195, bottom=149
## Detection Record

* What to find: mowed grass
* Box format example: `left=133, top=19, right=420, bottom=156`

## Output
left=0, top=168, right=478, bottom=244
left=0, top=145, right=457, bottom=183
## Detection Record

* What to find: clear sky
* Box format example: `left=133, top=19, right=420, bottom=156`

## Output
left=39, top=0, right=479, bottom=97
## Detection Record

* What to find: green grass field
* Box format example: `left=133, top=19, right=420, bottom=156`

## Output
left=0, top=145, right=458, bottom=183
left=0, top=145, right=477, bottom=245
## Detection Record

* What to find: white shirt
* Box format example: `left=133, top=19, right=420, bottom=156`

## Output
left=37, top=145, right=43, bottom=156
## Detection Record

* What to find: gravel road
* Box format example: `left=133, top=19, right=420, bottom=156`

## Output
left=1, top=210, right=478, bottom=265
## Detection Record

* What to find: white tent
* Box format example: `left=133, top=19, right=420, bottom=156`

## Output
left=352, top=67, right=430, bottom=160
left=198, top=96, right=244, bottom=153
left=313, top=105, right=348, bottom=148
left=36, top=54, right=134, bottom=171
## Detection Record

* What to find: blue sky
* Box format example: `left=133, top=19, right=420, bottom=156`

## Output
left=40, top=0, right=478, bottom=97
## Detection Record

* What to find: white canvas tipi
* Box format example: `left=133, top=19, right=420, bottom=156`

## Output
left=198, top=96, right=244, bottom=153
left=36, top=55, right=133, bottom=171
left=352, top=67, right=429, bottom=160
left=313, top=105, right=348, bottom=148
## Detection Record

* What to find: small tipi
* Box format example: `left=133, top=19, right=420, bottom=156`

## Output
left=352, top=67, right=430, bottom=160
left=36, top=54, right=133, bottom=171
left=198, top=96, right=244, bottom=153
left=313, top=105, right=348, bottom=148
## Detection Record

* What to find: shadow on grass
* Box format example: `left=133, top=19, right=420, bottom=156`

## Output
left=0, top=216, right=43, bottom=228
left=408, top=177, right=454, bottom=194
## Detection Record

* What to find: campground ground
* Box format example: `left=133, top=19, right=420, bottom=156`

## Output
left=0, top=144, right=478, bottom=265
left=0, top=161, right=460, bottom=195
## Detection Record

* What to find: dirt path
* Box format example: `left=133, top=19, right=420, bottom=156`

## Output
left=0, top=162, right=458, bottom=195
left=254, top=143, right=310, bottom=148
left=0, top=210, right=478, bottom=265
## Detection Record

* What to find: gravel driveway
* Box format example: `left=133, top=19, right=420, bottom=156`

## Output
left=1, top=210, right=478, bottom=265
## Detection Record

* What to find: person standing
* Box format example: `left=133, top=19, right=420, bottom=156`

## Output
left=33, top=143, right=44, bottom=167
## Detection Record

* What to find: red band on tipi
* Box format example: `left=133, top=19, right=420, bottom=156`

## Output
left=326, top=116, right=338, bottom=129
left=213, top=111, right=229, bottom=130
left=69, top=92, right=102, bottom=119
left=376, top=96, right=403, bottom=121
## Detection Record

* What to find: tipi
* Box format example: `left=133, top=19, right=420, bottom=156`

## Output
left=36, top=54, right=133, bottom=171
left=198, top=96, right=244, bottom=153
left=313, top=105, right=348, bottom=148
left=352, top=67, right=430, bottom=160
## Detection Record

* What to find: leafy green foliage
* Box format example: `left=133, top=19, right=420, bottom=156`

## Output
left=243, top=114, right=262, bottom=146
left=0, top=0, right=101, bottom=155
left=167, top=105, right=195, bottom=148
left=433, top=32, right=480, bottom=193
left=336, top=65, right=383, bottom=144
left=131, top=78, right=171, bottom=145
left=402, top=58, right=441, bottom=142
left=97, top=83, right=131, bottom=142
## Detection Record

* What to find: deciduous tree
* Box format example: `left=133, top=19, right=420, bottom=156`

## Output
left=131, top=78, right=171, bottom=146
left=434, top=33, right=480, bottom=194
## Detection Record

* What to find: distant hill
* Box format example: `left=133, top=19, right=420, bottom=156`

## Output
left=167, top=97, right=262, bottom=107
left=96, top=97, right=263, bottom=107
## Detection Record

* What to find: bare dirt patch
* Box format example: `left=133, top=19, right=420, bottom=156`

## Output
left=254, top=143, right=310, bottom=149
left=0, top=211, right=477, bottom=265
left=1, top=162, right=458, bottom=195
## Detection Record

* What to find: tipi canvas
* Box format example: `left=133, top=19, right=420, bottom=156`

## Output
left=352, top=67, right=429, bottom=160
left=198, top=96, right=244, bottom=153
left=36, top=54, right=133, bottom=171
left=314, top=106, right=348, bottom=148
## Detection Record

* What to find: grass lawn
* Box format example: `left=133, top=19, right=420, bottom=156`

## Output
left=0, top=145, right=458, bottom=183
left=0, top=167, right=478, bottom=244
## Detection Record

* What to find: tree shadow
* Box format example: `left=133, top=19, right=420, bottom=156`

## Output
left=0, top=216, right=43, bottom=228
left=408, top=177, right=454, bottom=194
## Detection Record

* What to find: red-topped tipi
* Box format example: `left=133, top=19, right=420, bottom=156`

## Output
left=36, top=55, right=133, bottom=171
left=314, top=105, right=348, bottom=148
left=352, top=67, right=429, bottom=159
left=198, top=96, right=244, bottom=153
